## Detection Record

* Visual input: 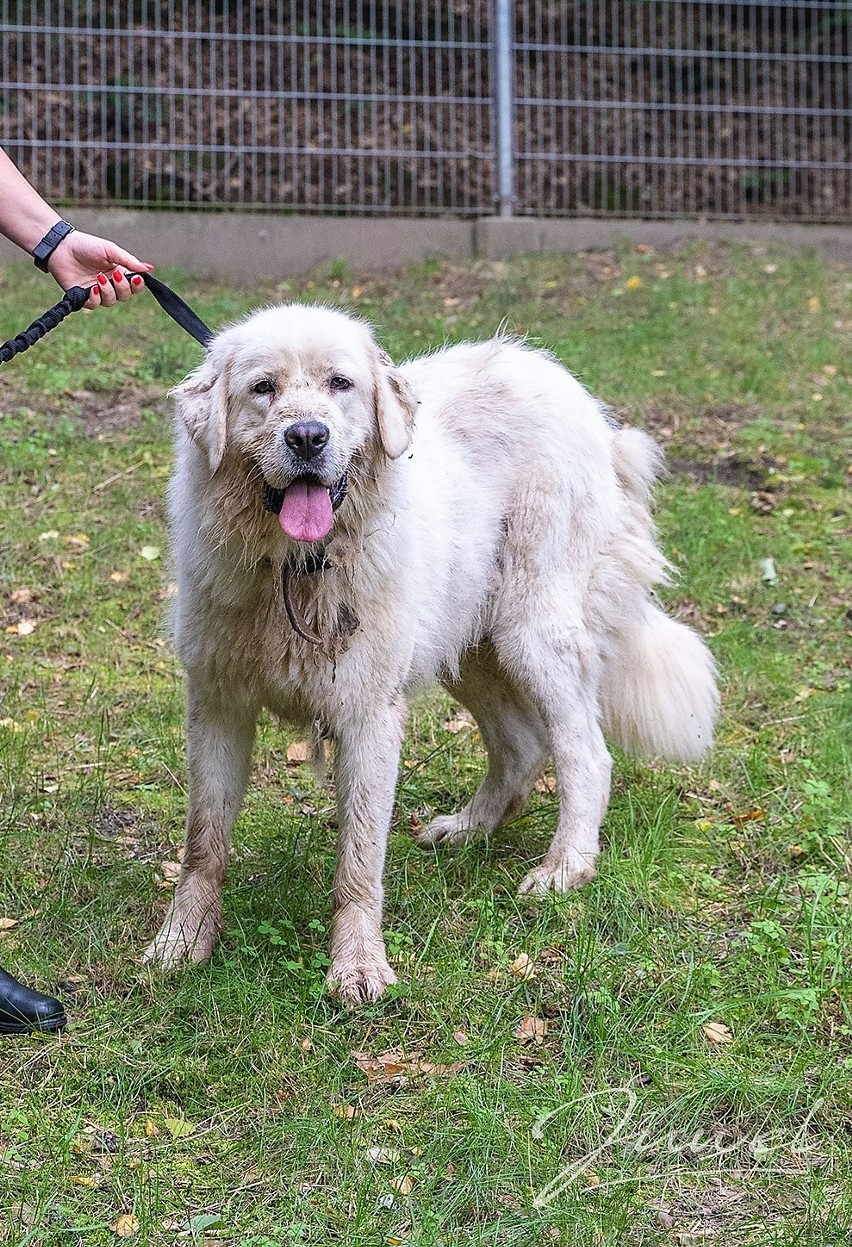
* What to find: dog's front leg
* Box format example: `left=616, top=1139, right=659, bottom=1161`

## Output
left=327, top=699, right=406, bottom=1006
left=143, top=679, right=257, bottom=968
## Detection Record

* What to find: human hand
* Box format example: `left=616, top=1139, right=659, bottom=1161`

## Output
left=46, top=230, right=154, bottom=309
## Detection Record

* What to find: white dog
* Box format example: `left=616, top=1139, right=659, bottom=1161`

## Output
left=143, top=304, right=718, bottom=1004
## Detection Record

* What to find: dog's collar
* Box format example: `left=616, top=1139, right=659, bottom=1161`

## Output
left=262, top=472, right=349, bottom=517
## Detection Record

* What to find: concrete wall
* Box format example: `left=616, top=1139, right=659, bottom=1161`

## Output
left=2, top=211, right=851, bottom=281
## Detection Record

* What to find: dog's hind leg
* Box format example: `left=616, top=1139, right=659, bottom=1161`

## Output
left=143, top=679, right=258, bottom=968
left=412, top=645, right=549, bottom=848
left=492, top=609, right=613, bottom=895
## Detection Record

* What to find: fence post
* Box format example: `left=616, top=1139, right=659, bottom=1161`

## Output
left=493, top=0, right=514, bottom=217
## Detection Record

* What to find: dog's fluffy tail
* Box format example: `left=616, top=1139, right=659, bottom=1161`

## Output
left=600, top=605, right=719, bottom=762
left=599, top=427, right=719, bottom=762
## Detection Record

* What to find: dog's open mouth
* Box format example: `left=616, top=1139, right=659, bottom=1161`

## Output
left=263, top=473, right=349, bottom=544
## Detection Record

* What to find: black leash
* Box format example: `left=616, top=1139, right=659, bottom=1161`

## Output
left=0, top=270, right=213, bottom=365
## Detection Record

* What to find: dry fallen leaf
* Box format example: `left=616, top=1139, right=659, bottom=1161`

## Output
left=390, top=1174, right=415, bottom=1195
left=72, top=1174, right=101, bottom=1189
left=353, top=1049, right=464, bottom=1084
left=14, top=620, right=37, bottom=636
left=9, top=587, right=32, bottom=604
left=110, top=571, right=129, bottom=583
left=443, top=710, right=474, bottom=733
left=732, top=808, right=765, bottom=827
left=333, top=1104, right=360, bottom=1119
left=702, top=1021, right=733, bottom=1045
left=535, top=774, right=556, bottom=794
left=144, top=1119, right=159, bottom=1138
left=514, top=1015, right=547, bottom=1045
left=286, top=741, right=311, bottom=765
left=511, top=952, right=535, bottom=981
left=300, top=1036, right=313, bottom=1051
left=366, top=1146, right=401, bottom=1165
left=111, top=1214, right=139, bottom=1238
left=453, top=1030, right=468, bottom=1045
left=158, top=861, right=181, bottom=884
left=0, top=917, right=19, bottom=931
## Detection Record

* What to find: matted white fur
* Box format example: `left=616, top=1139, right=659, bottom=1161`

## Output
left=142, top=304, right=719, bottom=1005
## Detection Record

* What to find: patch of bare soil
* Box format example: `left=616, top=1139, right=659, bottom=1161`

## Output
left=0, top=375, right=168, bottom=437
left=62, top=388, right=168, bottom=437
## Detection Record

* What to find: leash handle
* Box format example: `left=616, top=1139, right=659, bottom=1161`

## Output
left=0, top=270, right=214, bottom=368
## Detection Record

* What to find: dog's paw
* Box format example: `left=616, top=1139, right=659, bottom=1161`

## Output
left=141, top=906, right=220, bottom=969
left=327, top=956, right=398, bottom=1008
left=518, top=859, right=597, bottom=895
left=411, top=811, right=481, bottom=848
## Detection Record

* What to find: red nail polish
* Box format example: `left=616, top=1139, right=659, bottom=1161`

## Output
left=131, top=275, right=143, bottom=287
left=97, top=273, right=108, bottom=286
left=113, top=270, right=123, bottom=282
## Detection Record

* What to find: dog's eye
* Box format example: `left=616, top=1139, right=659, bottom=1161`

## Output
left=328, top=375, right=353, bottom=392
left=251, top=379, right=276, bottom=396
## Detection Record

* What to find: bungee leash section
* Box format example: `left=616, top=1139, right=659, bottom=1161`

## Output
left=0, top=270, right=213, bottom=365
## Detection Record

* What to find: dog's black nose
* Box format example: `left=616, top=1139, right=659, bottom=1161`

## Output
left=284, top=420, right=330, bottom=462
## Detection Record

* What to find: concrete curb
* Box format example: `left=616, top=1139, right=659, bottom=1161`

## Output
left=1, top=211, right=850, bottom=280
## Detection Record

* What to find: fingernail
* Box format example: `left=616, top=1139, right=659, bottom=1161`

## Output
left=131, top=275, right=143, bottom=287
left=97, top=273, right=108, bottom=286
left=112, top=270, right=124, bottom=282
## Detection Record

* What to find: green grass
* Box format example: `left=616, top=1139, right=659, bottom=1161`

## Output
left=0, top=241, right=850, bottom=1246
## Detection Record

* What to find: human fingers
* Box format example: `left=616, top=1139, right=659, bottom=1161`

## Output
left=103, top=244, right=153, bottom=274
left=95, top=271, right=117, bottom=308
left=110, top=269, right=132, bottom=303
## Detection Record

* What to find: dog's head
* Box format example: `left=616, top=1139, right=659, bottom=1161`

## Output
left=174, top=304, right=417, bottom=544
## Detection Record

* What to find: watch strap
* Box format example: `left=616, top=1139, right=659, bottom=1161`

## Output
left=32, top=220, right=75, bottom=272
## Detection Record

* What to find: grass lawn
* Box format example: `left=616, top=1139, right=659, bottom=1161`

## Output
left=0, top=240, right=849, bottom=1246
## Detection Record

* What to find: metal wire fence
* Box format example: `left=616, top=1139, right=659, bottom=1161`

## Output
left=1, top=1, right=850, bottom=221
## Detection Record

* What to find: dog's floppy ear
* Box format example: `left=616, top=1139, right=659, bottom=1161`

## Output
left=173, top=348, right=231, bottom=475
left=373, top=348, right=417, bottom=459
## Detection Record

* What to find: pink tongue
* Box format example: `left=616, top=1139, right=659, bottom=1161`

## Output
left=278, top=479, right=334, bottom=543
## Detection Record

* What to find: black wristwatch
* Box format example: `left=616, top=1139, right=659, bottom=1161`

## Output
left=32, top=220, right=75, bottom=272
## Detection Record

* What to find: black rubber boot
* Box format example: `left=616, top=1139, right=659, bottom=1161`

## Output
left=0, top=966, right=67, bottom=1034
